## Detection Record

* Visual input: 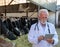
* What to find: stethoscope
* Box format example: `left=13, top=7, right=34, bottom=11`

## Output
left=34, top=22, right=50, bottom=34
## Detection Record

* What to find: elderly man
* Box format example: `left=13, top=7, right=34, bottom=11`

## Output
left=28, top=9, right=58, bottom=47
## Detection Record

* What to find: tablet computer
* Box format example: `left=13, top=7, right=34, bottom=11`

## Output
left=44, top=34, right=54, bottom=39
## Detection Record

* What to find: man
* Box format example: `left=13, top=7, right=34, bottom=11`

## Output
left=28, top=9, right=58, bottom=47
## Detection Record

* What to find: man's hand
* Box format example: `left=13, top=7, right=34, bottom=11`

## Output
left=46, top=38, right=54, bottom=44
left=38, top=36, right=44, bottom=41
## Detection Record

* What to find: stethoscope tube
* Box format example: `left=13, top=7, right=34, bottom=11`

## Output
left=34, top=22, right=50, bottom=34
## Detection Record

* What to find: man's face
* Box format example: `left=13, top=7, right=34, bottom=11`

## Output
left=38, top=11, right=48, bottom=24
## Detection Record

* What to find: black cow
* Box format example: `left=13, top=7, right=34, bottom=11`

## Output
left=3, top=18, right=20, bottom=36
left=0, top=19, right=17, bottom=40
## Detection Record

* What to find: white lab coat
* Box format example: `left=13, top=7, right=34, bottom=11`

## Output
left=28, top=21, right=58, bottom=47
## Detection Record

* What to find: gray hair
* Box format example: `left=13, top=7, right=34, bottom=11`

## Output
left=38, top=9, right=49, bottom=16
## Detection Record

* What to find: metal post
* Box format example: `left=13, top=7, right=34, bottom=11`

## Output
left=4, top=0, right=6, bottom=16
left=55, top=0, right=57, bottom=27
left=55, top=10, right=57, bottom=27
left=38, top=6, right=40, bottom=16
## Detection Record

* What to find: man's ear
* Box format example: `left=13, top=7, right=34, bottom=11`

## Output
left=38, top=16, right=39, bottom=20
left=38, top=15, right=41, bottom=20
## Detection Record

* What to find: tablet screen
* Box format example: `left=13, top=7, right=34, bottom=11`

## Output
left=44, top=34, right=54, bottom=39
